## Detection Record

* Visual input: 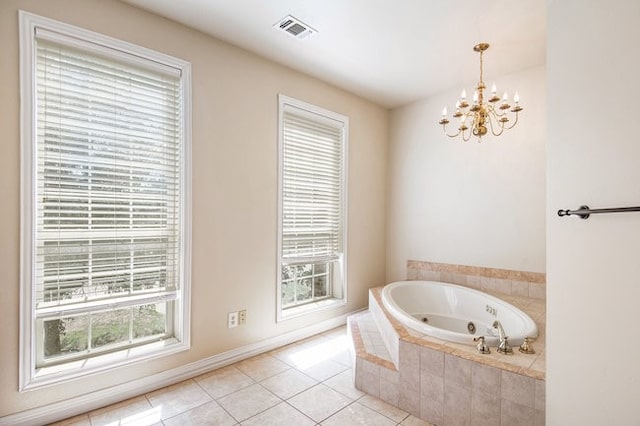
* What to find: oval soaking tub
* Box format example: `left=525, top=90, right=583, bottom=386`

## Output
left=381, top=280, right=537, bottom=346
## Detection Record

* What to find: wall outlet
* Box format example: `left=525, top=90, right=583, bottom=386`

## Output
left=238, top=309, right=247, bottom=326
left=227, top=311, right=238, bottom=328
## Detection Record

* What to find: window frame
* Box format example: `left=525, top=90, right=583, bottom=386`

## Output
left=276, top=95, right=348, bottom=321
left=19, top=11, right=192, bottom=391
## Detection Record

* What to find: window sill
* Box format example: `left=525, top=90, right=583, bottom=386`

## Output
left=23, top=338, right=189, bottom=391
left=279, top=298, right=347, bottom=322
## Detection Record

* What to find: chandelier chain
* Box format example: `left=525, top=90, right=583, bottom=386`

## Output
left=479, top=50, right=484, bottom=84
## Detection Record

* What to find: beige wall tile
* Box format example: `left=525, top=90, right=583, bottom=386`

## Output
left=420, top=347, right=444, bottom=378
left=470, top=391, right=501, bottom=426
left=444, top=354, right=472, bottom=388
left=419, top=373, right=443, bottom=425
left=512, top=280, right=530, bottom=297
left=529, top=283, right=546, bottom=300
left=379, top=377, right=400, bottom=406
left=534, top=408, right=545, bottom=426
left=444, top=381, right=471, bottom=426
left=471, top=363, right=501, bottom=393
left=361, top=369, right=381, bottom=398
left=501, top=399, right=535, bottom=426
left=398, top=383, right=420, bottom=418
left=535, top=380, right=545, bottom=412
left=501, top=371, right=535, bottom=408
left=494, top=278, right=513, bottom=295
left=380, top=365, right=399, bottom=382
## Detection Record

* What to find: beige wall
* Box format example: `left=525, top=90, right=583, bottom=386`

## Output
left=386, top=66, right=546, bottom=282
left=547, top=1, right=640, bottom=423
left=0, top=0, right=388, bottom=416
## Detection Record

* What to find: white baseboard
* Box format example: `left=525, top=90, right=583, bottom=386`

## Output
left=1, top=310, right=362, bottom=426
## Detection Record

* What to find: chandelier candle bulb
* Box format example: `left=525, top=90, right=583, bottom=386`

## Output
left=438, top=42, right=523, bottom=141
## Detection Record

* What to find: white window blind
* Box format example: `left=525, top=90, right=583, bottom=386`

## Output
left=281, top=109, right=345, bottom=264
left=34, top=37, right=182, bottom=358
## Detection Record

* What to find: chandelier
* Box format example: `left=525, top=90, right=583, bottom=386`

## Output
left=438, top=43, right=522, bottom=142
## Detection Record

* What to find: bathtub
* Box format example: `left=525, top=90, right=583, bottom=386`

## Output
left=381, top=280, right=537, bottom=346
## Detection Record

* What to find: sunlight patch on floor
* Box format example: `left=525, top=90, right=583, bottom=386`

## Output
left=288, top=335, right=348, bottom=369
left=103, top=405, right=162, bottom=425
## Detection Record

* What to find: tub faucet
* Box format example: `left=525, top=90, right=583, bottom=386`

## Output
left=493, top=320, right=514, bottom=354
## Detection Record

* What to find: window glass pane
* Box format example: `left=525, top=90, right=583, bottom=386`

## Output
left=297, top=277, right=312, bottom=302
left=281, top=280, right=295, bottom=306
left=132, top=303, right=168, bottom=339
left=91, top=309, right=131, bottom=349
left=43, top=315, right=89, bottom=358
left=314, top=263, right=328, bottom=298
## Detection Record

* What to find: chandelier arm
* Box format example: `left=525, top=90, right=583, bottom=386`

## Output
left=462, top=128, right=471, bottom=142
left=506, top=112, right=520, bottom=130
left=486, top=107, right=505, bottom=137
left=487, top=113, right=504, bottom=137
left=441, top=124, right=463, bottom=138
left=486, top=105, right=499, bottom=120
left=490, top=105, right=507, bottom=118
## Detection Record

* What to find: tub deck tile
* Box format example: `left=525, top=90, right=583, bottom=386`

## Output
left=368, top=286, right=546, bottom=381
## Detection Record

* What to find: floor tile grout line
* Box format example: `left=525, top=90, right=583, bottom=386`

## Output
left=258, top=373, right=319, bottom=400
left=193, top=364, right=258, bottom=401
left=315, top=398, right=359, bottom=424
left=281, top=399, right=322, bottom=425
left=188, top=375, right=241, bottom=424
left=359, top=395, right=411, bottom=424
left=230, top=380, right=285, bottom=423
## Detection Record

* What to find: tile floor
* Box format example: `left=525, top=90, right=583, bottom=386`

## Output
left=50, top=326, right=431, bottom=426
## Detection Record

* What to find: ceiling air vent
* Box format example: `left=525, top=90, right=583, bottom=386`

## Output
left=274, top=15, right=317, bottom=40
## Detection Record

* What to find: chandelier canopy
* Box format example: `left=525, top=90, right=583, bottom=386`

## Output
left=438, top=43, right=522, bottom=142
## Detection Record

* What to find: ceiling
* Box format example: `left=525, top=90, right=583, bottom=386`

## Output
left=122, top=0, right=546, bottom=108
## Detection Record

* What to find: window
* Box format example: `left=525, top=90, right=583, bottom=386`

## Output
left=19, top=12, right=191, bottom=389
left=277, top=95, right=348, bottom=319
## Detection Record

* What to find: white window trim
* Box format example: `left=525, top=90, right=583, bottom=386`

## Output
left=276, top=95, right=349, bottom=322
left=19, top=11, right=192, bottom=391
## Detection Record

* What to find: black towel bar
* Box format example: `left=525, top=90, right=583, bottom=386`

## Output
left=557, top=205, right=640, bottom=219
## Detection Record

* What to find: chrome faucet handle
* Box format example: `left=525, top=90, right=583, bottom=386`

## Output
left=473, top=336, right=491, bottom=354
left=497, top=336, right=514, bottom=354
left=519, top=337, right=535, bottom=354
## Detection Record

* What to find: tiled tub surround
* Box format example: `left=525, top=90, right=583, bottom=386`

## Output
left=349, top=287, right=545, bottom=425
left=407, top=260, right=546, bottom=301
